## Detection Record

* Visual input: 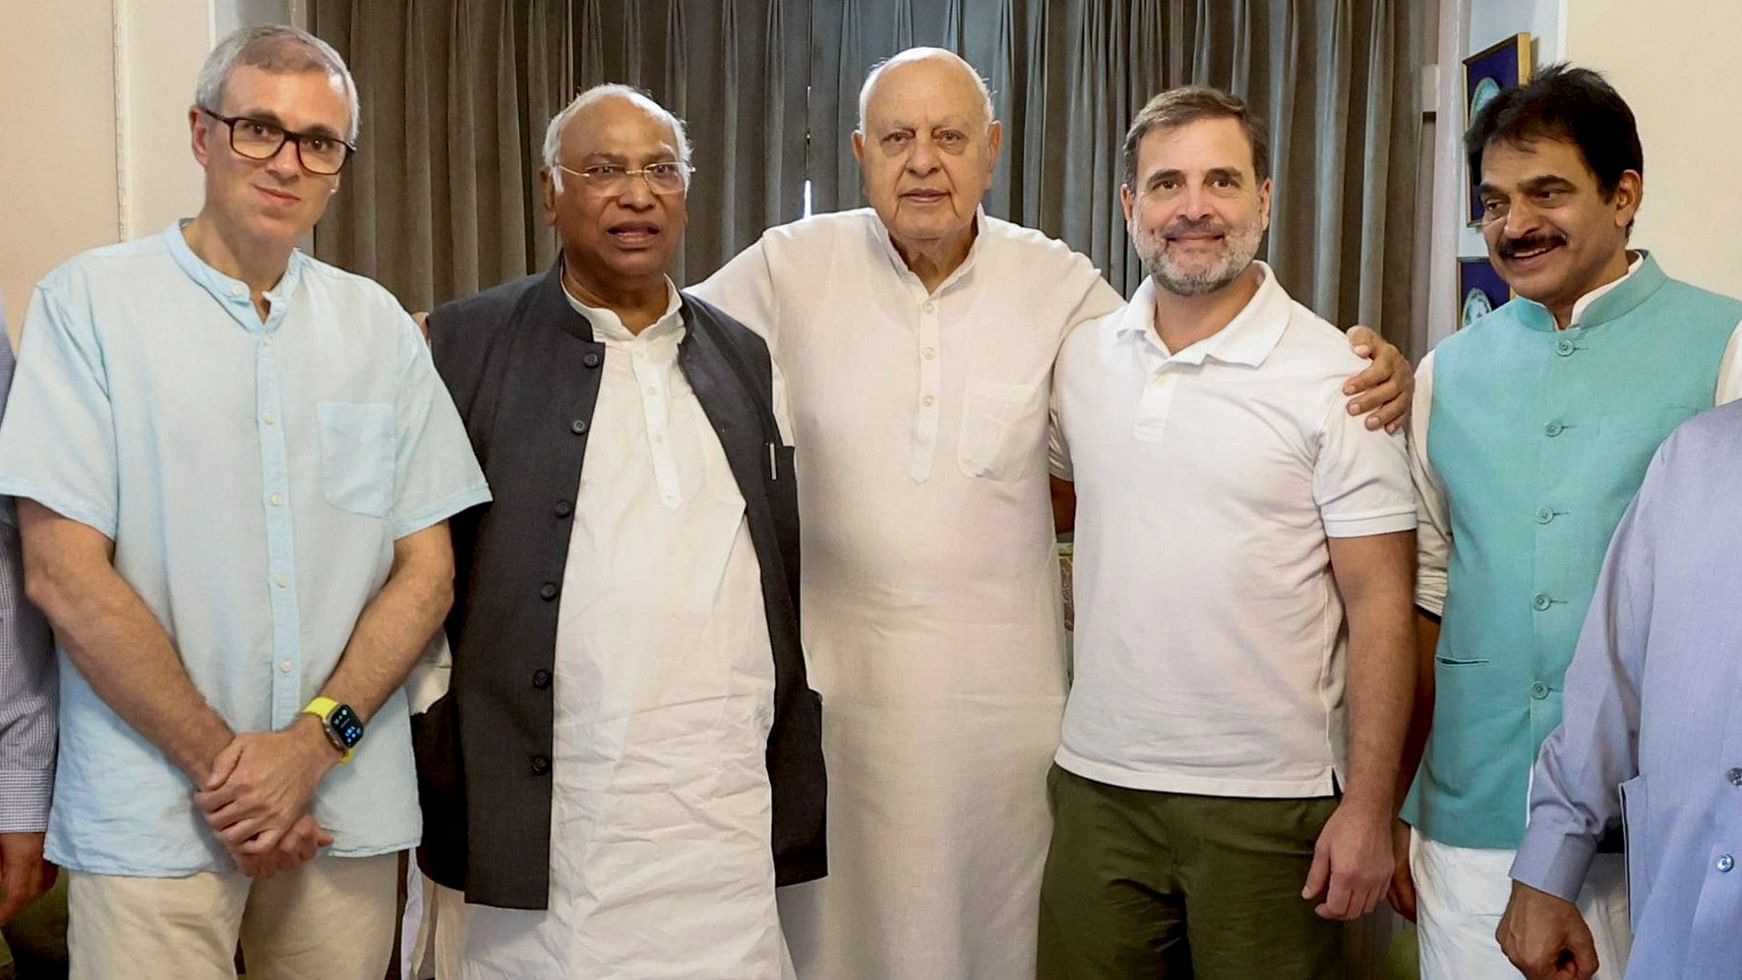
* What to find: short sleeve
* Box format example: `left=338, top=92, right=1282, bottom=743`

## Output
left=0, top=281, right=120, bottom=538
left=388, top=312, right=491, bottom=539
left=1313, top=385, right=1417, bottom=539
left=692, top=238, right=781, bottom=349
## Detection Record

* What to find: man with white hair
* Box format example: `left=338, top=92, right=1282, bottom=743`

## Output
left=693, top=46, right=1414, bottom=979
left=412, top=84, right=825, bottom=979
left=0, top=25, right=487, bottom=977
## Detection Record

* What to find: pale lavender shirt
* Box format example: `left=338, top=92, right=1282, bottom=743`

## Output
left=1513, top=399, right=1742, bottom=978
left=0, top=299, right=58, bottom=834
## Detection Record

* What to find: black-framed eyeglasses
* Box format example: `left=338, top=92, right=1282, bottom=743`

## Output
left=201, top=108, right=357, bottom=175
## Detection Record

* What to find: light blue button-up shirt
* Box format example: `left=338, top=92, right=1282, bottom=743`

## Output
left=1513, top=399, right=1742, bottom=978
left=0, top=223, right=490, bottom=876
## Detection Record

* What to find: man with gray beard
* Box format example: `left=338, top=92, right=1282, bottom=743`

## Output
left=1039, top=86, right=1418, bottom=978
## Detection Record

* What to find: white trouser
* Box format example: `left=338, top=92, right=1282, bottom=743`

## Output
left=67, top=853, right=399, bottom=980
left=1412, top=833, right=1631, bottom=979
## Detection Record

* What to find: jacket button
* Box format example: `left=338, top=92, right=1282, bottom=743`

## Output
left=532, top=669, right=551, bottom=689
left=530, top=754, right=550, bottom=775
left=1530, top=682, right=1549, bottom=700
left=1544, top=420, right=1565, bottom=437
left=1727, top=767, right=1742, bottom=787
left=1720, top=854, right=1735, bottom=873
left=1555, top=339, right=1575, bottom=357
left=582, top=351, right=602, bottom=368
left=1535, top=507, right=1555, bottom=524
left=571, top=418, right=589, bottom=435
left=539, top=582, right=558, bottom=601
left=1532, top=593, right=1552, bottom=611
left=555, top=500, right=573, bottom=517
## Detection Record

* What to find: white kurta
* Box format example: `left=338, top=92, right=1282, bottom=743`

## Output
left=432, top=284, right=790, bottom=980
left=695, top=210, right=1120, bottom=979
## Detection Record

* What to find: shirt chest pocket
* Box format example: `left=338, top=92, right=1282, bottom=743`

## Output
left=317, top=402, right=396, bottom=518
left=957, top=378, right=1043, bottom=482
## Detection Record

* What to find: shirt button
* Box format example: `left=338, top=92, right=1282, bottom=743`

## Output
left=280, top=660, right=293, bottom=674
left=555, top=500, right=573, bottom=518
left=1556, top=339, right=1575, bottom=356
left=532, top=669, right=552, bottom=690
left=529, top=754, right=551, bottom=776
left=539, top=582, right=558, bottom=601
left=582, top=352, right=602, bottom=369
left=922, top=395, right=936, bottom=407
left=644, top=385, right=658, bottom=396
left=1719, top=854, right=1735, bottom=873
left=1535, top=507, right=1555, bottom=524
left=922, top=301, right=936, bottom=314
left=275, top=575, right=289, bottom=588
left=270, top=493, right=284, bottom=506
left=1544, top=421, right=1564, bottom=437
left=652, top=430, right=665, bottom=443
left=1532, top=593, right=1552, bottom=611
left=924, top=347, right=937, bottom=360
left=1728, top=768, right=1742, bottom=786
left=571, top=419, right=589, bottom=435
left=1530, top=682, right=1549, bottom=700
left=263, top=412, right=277, bottom=426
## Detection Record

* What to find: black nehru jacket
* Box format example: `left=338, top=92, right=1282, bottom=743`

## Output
left=412, top=263, right=826, bottom=910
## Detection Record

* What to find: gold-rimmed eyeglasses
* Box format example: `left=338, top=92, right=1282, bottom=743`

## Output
left=557, top=161, right=693, bottom=195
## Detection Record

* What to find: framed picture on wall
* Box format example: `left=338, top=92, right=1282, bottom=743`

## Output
left=1464, top=32, right=1534, bottom=226
left=1458, top=257, right=1511, bottom=328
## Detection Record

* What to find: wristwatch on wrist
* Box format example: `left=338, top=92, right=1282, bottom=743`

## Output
left=302, top=696, right=364, bottom=763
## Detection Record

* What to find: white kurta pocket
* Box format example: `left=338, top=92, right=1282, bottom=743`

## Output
left=317, top=401, right=396, bottom=517
left=957, top=378, right=1041, bottom=481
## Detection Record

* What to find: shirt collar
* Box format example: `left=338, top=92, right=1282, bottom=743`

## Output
left=1117, top=261, right=1290, bottom=367
left=562, top=277, right=684, bottom=346
left=162, top=220, right=305, bottom=333
left=1567, top=251, right=1644, bottom=325
left=871, top=206, right=989, bottom=295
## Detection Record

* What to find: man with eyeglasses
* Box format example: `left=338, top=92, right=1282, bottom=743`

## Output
left=0, top=25, right=488, bottom=977
left=411, top=84, right=823, bottom=979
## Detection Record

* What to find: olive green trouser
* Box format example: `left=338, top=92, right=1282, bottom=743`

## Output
left=1038, top=765, right=1344, bottom=980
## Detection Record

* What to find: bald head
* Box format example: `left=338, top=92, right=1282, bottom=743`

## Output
left=544, top=83, right=690, bottom=191
left=857, top=47, right=994, bottom=133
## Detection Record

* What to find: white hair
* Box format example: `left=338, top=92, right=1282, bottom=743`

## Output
left=543, top=83, right=693, bottom=191
left=196, top=25, right=360, bottom=143
left=857, top=47, right=995, bottom=132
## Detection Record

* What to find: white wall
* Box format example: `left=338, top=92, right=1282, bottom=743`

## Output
left=1564, top=0, right=1742, bottom=297
left=0, top=0, right=297, bottom=345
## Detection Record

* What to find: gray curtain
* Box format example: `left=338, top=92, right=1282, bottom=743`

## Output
left=313, top=0, right=1423, bottom=343
left=810, top=0, right=1425, bottom=337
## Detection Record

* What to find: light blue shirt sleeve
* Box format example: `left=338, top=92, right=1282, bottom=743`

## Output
left=0, top=280, right=120, bottom=538
left=387, top=312, right=489, bottom=539
left=1511, top=442, right=1659, bottom=900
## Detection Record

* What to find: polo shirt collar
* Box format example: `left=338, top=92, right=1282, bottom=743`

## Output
left=163, top=220, right=305, bottom=334
left=1118, top=261, right=1289, bottom=367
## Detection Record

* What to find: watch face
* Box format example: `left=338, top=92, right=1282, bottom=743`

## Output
left=330, top=704, right=365, bottom=748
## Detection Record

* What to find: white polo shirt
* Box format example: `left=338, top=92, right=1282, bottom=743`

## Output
left=1050, top=263, right=1416, bottom=798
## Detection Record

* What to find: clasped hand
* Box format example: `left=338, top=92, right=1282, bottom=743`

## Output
left=194, top=717, right=339, bottom=877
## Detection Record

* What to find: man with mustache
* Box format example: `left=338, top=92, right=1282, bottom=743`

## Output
left=1395, top=63, right=1742, bottom=979
left=0, top=25, right=488, bottom=977
left=412, top=85, right=824, bottom=979
left=1039, top=85, right=1417, bottom=979
left=692, top=48, right=1416, bottom=979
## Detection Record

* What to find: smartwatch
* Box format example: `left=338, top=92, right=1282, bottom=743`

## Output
left=302, top=696, right=364, bottom=763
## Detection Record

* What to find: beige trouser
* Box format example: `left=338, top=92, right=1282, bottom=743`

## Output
left=66, top=852, right=399, bottom=980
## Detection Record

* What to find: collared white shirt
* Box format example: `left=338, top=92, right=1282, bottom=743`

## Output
left=1051, top=264, right=1416, bottom=798
left=434, top=281, right=791, bottom=979
left=1411, top=255, right=1742, bottom=614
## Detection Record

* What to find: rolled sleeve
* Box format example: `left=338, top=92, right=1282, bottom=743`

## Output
left=388, top=314, right=490, bottom=539
left=0, top=283, right=120, bottom=537
left=1314, top=390, right=1417, bottom=538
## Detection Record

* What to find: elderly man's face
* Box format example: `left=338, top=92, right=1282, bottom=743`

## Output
left=545, top=95, right=688, bottom=292
left=191, top=64, right=351, bottom=249
left=853, top=57, right=1002, bottom=253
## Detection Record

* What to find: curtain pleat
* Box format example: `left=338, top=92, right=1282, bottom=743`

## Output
left=312, top=0, right=1422, bottom=345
